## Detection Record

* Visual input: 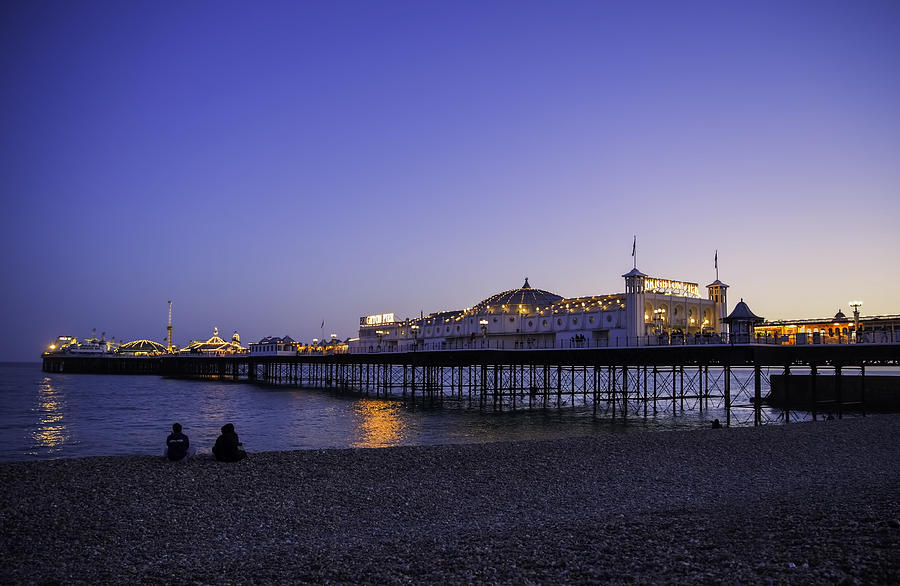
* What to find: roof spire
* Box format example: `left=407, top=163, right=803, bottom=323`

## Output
left=522, top=277, right=531, bottom=289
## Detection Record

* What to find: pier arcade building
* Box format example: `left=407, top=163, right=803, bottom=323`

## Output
left=755, top=310, right=900, bottom=344
left=353, top=268, right=729, bottom=352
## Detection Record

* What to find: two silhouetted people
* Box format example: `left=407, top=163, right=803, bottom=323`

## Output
left=164, top=421, right=247, bottom=462
left=213, top=422, right=247, bottom=462
left=165, top=422, right=193, bottom=461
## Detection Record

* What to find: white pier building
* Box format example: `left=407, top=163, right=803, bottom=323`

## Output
left=353, top=267, right=729, bottom=352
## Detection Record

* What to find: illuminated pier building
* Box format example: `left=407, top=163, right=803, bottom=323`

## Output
left=754, top=308, right=900, bottom=344
left=353, top=268, right=729, bottom=352
left=177, top=327, right=247, bottom=356
left=117, top=339, right=168, bottom=356
left=249, top=336, right=299, bottom=356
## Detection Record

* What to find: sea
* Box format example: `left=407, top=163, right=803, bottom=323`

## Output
left=0, top=361, right=765, bottom=462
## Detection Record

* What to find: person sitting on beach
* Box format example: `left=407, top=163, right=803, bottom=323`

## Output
left=212, top=423, right=247, bottom=462
left=711, top=418, right=722, bottom=429
left=165, top=422, right=193, bottom=461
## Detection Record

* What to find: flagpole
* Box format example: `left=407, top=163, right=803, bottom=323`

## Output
left=632, top=235, right=636, bottom=269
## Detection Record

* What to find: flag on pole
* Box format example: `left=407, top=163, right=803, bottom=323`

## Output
left=321, top=319, right=325, bottom=329
left=714, top=250, right=717, bottom=270
left=631, top=236, right=636, bottom=257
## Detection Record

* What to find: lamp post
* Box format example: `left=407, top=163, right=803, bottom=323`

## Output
left=479, top=319, right=488, bottom=347
left=410, top=324, right=419, bottom=350
left=848, top=300, right=862, bottom=342
left=653, top=308, right=666, bottom=343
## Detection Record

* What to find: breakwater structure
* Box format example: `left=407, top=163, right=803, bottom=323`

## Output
left=42, top=343, right=900, bottom=426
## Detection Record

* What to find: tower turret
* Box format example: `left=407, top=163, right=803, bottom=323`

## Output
left=706, top=279, right=728, bottom=335
left=623, top=267, right=647, bottom=342
left=167, top=300, right=173, bottom=353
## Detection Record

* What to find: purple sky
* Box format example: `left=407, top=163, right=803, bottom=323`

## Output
left=2, top=0, right=899, bottom=361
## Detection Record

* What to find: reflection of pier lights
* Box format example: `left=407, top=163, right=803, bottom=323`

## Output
left=849, top=301, right=863, bottom=340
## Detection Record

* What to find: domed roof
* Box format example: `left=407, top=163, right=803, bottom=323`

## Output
left=118, top=339, right=167, bottom=354
left=473, top=278, right=563, bottom=311
left=834, top=309, right=847, bottom=320
left=723, top=299, right=764, bottom=323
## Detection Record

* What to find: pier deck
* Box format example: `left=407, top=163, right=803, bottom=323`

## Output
left=42, top=343, right=900, bottom=426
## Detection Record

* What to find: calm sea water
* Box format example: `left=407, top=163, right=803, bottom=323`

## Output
left=2, top=362, right=755, bottom=462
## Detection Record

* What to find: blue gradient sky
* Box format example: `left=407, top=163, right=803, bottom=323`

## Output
left=2, top=0, right=898, bottom=361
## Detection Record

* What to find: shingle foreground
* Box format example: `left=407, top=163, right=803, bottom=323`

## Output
left=2, top=416, right=899, bottom=584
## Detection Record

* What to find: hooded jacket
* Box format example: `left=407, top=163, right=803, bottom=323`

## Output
left=212, top=423, right=246, bottom=462
left=166, top=431, right=189, bottom=461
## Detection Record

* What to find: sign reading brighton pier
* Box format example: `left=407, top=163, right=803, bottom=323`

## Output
left=361, top=313, right=396, bottom=326
left=644, top=277, right=700, bottom=298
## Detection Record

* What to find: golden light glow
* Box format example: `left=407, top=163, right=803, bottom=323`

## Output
left=34, top=378, right=67, bottom=449
left=351, top=399, right=405, bottom=448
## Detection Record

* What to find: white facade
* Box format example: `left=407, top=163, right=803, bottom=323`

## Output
left=249, top=336, right=299, bottom=356
left=353, top=269, right=728, bottom=352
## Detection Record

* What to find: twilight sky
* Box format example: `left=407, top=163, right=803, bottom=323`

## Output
left=2, top=0, right=898, bottom=361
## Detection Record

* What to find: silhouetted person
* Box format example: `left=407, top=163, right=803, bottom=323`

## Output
left=711, top=418, right=722, bottom=429
left=165, top=422, right=193, bottom=461
left=213, top=423, right=247, bottom=462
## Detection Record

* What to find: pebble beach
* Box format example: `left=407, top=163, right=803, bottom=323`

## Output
left=2, top=416, right=899, bottom=584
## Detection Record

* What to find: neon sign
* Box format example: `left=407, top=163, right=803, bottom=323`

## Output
left=362, top=313, right=396, bottom=326
left=644, top=277, right=700, bottom=298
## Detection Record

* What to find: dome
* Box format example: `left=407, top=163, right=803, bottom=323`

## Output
left=834, top=309, right=847, bottom=320
left=473, top=278, right=563, bottom=311
left=118, top=339, right=167, bottom=354
left=723, top=299, right=764, bottom=323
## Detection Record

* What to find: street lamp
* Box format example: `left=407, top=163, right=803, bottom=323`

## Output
left=479, top=319, right=488, bottom=337
left=410, top=324, right=419, bottom=350
left=653, top=308, right=666, bottom=343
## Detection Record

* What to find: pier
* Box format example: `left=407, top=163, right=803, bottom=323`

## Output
left=42, top=343, right=900, bottom=426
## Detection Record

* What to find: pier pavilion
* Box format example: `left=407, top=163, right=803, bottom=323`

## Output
left=178, top=327, right=247, bottom=356
left=755, top=310, right=900, bottom=345
left=352, top=267, right=728, bottom=352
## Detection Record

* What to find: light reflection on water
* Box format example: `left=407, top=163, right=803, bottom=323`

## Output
left=351, top=399, right=405, bottom=448
left=33, top=377, right=67, bottom=453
